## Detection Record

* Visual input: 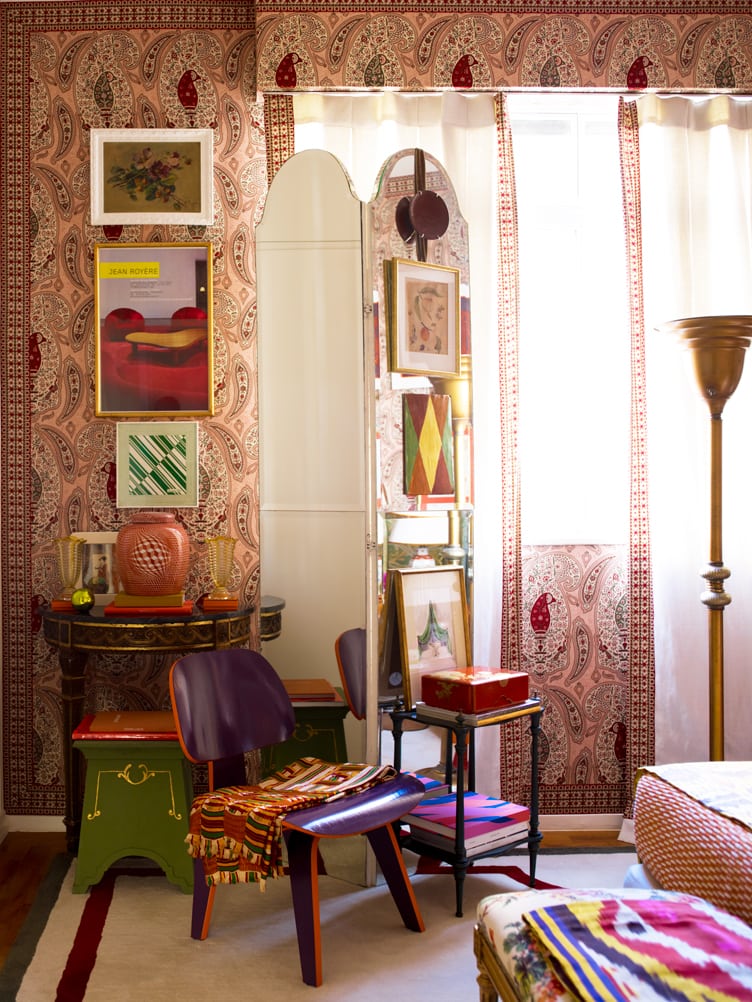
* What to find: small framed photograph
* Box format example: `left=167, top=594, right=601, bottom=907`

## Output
left=90, top=128, right=213, bottom=225
left=116, top=421, right=199, bottom=508
left=393, top=566, right=471, bottom=708
left=95, top=241, right=213, bottom=417
left=77, top=532, right=120, bottom=605
left=386, top=258, right=460, bottom=377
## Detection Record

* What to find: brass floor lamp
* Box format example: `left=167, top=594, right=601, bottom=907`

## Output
left=662, top=316, right=752, bottom=761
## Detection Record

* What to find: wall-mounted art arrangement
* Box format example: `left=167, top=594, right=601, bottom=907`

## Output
left=116, top=421, right=199, bottom=508
left=380, top=565, right=470, bottom=708
left=90, top=128, right=214, bottom=225
left=95, top=242, right=213, bottom=417
left=385, top=258, right=460, bottom=377
left=77, top=531, right=120, bottom=605
left=403, top=392, right=455, bottom=496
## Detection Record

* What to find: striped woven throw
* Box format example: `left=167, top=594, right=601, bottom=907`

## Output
left=186, top=757, right=397, bottom=887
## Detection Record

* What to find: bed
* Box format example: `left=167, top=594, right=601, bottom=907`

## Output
left=630, top=760, right=752, bottom=927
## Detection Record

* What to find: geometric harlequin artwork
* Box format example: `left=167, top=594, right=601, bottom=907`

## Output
left=116, top=421, right=199, bottom=508
left=403, top=393, right=454, bottom=496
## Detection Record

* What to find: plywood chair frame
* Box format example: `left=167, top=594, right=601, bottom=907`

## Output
left=169, top=648, right=425, bottom=987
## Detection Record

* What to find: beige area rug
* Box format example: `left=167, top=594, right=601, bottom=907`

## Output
left=14, top=847, right=637, bottom=1001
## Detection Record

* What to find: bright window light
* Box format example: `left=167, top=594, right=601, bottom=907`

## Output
left=507, top=93, right=630, bottom=545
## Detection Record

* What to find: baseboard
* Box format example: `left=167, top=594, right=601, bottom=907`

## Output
left=0, top=814, right=65, bottom=838
left=540, top=813, right=624, bottom=832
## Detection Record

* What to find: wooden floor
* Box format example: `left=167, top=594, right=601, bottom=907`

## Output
left=0, top=826, right=626, bottom=969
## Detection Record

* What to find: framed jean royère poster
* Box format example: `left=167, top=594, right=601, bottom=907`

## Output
left=94, top=242, right=214, bottom=417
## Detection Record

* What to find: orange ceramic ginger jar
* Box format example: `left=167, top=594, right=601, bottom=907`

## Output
left=116, top=512, right=190, bottom=597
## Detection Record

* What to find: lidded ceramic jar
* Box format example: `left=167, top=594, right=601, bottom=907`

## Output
left=116, top=512, right=190, bottom=597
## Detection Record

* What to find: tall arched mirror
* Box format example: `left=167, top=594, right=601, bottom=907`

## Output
left=255, top=145, right=474, bottom=804
left=368, top=148, right=474, bottom=771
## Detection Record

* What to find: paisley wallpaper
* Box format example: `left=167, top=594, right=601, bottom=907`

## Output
left=2, top=0, right=749, bottom=819
left=254, top=2, right=752, bottom=91
left=3, top=4, right=262, bottom=818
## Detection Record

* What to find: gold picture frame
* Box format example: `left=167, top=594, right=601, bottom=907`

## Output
left=95, top=242, right=213, bottom=417
left=76, top=531, right=120, bottom=605
left=382, top=565, right=471, bottom=708
left=385, top=258, right=460, bottom=377
left=116, top=420, right=199, bottom=509
left=90, top=128, right=213, bottom=225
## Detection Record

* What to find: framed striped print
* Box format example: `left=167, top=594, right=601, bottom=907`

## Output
left=116, top=421, right=199, bottom=508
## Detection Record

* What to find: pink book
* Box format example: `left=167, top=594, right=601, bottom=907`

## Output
left=407, top=792, right=529, bottom=838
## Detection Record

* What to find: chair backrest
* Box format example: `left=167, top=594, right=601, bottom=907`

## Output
left=334, top=628, right=367, bottom=720
left=103, top=307, right=144, bottom=339
left=172, top=306, right=208, bottom=321
left=169, top=649, right=295, bottom=766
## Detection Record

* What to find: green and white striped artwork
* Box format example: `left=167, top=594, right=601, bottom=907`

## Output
left=116, top=421, right=198, bottom=508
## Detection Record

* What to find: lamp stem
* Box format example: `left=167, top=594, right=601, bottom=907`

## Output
left=660, top=315, right=752, bottom=762
left=702, top=412, right=730, bottom=762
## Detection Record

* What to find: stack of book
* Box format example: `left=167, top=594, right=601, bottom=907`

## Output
left=201, top=595, right=239, bottom=611
left=104, top=592, right=193, bottom=616
left=282, top=678, right=343, bottom=706
left=414, top=701, right=533, bottom=726
left=406, top=791, right=530, bottom=853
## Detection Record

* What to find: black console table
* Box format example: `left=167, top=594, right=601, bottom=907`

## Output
left=391, top=698, right=543, bottom=917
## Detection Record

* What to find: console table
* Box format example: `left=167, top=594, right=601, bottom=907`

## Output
left=391, top=698, right=543, bottom=917
left=42, top=605, right=253, bottom=853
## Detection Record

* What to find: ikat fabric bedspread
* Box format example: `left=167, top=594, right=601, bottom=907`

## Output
left=477, top=888, right=752, bottom=1002
left=522, top=895, right=752, bottom=1001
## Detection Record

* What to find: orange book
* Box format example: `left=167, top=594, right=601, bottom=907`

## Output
left=283, top=678, right=341, bottom=702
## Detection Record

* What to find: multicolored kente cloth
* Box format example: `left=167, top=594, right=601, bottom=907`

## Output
left=186, top=757, right=396, bottom=888
left=522, top=896, right=752, bottom=1001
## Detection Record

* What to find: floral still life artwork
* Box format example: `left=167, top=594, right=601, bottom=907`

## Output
left=105, top=144, right=200, bottom=213
left=90, top=129, right=214, bottom=225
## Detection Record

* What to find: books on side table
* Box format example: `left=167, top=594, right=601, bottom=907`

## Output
left=406, top=791, right=530, bottom=852
left=414, top=700, right=534, bottom=726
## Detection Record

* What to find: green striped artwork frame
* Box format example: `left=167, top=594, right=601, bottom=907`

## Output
left=116, top=421, right=199, bottom=508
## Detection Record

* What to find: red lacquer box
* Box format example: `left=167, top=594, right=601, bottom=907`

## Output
left=421, top=667, right=529, bottom=714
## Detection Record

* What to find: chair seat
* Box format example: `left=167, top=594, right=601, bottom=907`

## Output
left=281, top=773, right=424, bottom=836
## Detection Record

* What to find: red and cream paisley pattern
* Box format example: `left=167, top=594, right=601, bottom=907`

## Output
left=2, top=0, right=739, bottom=820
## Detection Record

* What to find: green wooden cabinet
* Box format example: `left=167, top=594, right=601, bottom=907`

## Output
left=262, top=697, right=350, bottom=776
left=73, top=735, right=194, bottom=894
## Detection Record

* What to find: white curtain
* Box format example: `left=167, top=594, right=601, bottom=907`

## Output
left=637, top=94, right=752, bottom=762
left=293, top=93, right=502, bottom=672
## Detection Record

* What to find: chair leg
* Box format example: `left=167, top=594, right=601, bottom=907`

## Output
left=284, top=828, right=323, bottom=987
left=366, top=824, right=425, bottom=932
left=191, top=857, right=216, bottom=940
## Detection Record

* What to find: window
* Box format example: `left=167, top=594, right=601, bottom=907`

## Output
left=507, top=93, right=630, bottom=544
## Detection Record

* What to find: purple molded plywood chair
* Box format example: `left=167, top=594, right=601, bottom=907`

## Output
left=335, top=627, right=367, bottom=720
left=169, top=648, right=425, bottom=987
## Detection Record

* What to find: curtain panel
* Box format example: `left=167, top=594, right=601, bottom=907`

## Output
left=633, top=94, right=752, bottom=764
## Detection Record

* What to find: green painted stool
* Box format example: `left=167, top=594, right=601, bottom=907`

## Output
left=72, top=711, right=193, bottom=894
